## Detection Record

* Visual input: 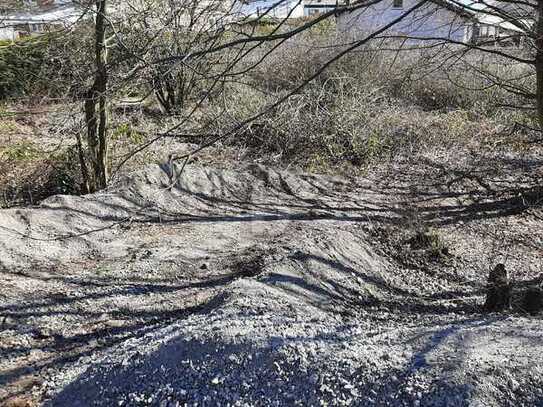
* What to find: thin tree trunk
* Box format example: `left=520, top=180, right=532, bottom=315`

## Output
left=94, top=0, right=108, bottom=189
left=85, top=0, right=108, bottom=192
left=536, top=0, right=543, bottom=128
left=75, top=130, right=90, bottom=194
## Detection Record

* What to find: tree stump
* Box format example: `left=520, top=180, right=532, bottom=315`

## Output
left=484, top=264, right=511, bottom=312
left=522, top=288, right=543, bottom=315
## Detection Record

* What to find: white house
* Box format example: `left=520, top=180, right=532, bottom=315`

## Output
left=0, top=1, right=82, bottom=41
left=236, top=0, right=349, bottom=19
left=235, top=0, right=305, bottom=20
left=336, top=0, right=526, bottom=44
left=233, top=0, right=525, bottom=45
left=304, top=0, right=346, bottom=17
left=338, top=0, right=475, bottom=42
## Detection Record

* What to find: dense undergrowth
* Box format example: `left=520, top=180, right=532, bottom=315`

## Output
left=0, top=24, right=539, bottom=206
left=212, top=35, right=536, bottom=171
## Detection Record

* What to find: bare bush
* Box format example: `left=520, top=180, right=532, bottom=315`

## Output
left=206, top=34, right=529, bottom=171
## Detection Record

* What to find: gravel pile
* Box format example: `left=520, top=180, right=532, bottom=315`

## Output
left=1, top=163, right=541, bottom=406
left=45, top=279, right=543, bottom=407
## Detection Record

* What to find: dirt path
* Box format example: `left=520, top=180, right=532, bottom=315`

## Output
left=1, top=163, right=541, bottom=406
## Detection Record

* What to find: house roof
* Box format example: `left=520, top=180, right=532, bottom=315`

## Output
left=429, top=0, right=478, bottom=20
left=414, top=0, right=528, bottom=32
left=440, top=0, right=531, bottom=32
left=482, top=0, right=536, bottom=19
left=475, top=12, right=529, bottom=32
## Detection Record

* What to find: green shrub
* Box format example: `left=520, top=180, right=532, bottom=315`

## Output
left=0, top=145, right=81, bottom=207
left=0, top=140, right=40, bottom=161
left=0, top=27, right=95, bottom=101
left=0, top=36, right=49, bottom=99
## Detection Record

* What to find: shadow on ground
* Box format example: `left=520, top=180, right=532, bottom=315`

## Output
left=44, top=314, right=543, bottom=407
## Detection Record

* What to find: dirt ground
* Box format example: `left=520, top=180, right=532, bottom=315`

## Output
left=0, top=144, right=542, bottom=405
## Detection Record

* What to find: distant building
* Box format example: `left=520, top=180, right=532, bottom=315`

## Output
left=2, top=0, right=527, bottom=45
left=304, top=0, right=345, bottom=17
left=235, top=0, right=306, bottom=20
left=0, top=0, right=82, bottom=41
left=234, top=0, right=353, bottom=22
left=337, top=0, right=529, bottom=45
left=234, top=0, right=530, bottom=45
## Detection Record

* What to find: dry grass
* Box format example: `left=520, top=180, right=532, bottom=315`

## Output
left=209, top=37, right=537, bottom=172
left=0, top=30, right=540, bottom=204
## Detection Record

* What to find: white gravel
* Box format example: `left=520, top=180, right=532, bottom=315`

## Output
left=1, top=164, right=542, bottom=406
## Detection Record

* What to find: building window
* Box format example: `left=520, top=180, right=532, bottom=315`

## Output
left=29, top=24, right=44, bottom=33
left=392, top=0, right=403, bottom=9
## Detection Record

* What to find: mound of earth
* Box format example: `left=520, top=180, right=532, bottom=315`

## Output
left=1, top=164, right=542, bottom=406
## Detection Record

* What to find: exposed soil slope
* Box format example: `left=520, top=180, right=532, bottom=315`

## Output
left=0, top=163, right=541, bottom=406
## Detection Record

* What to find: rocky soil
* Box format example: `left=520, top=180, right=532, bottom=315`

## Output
left=0, top=160, right=542, bottom=406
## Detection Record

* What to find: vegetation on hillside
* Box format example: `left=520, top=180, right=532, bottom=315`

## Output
left=0, top=8, right=540, bottom=205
